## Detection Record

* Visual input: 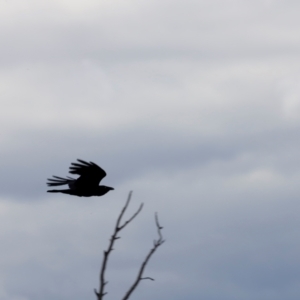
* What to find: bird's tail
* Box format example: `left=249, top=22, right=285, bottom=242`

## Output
left=47, top=176, right=75, bottom=187
left=47, top=189, right=78, bottom=196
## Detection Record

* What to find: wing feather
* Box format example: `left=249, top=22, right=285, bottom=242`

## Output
left=47, top=176, right=75, bottom=187
left=69, top=159, right=106, bottom=188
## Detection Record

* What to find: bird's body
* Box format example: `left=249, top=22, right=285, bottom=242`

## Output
left=47, top=159, right=114, bottom=197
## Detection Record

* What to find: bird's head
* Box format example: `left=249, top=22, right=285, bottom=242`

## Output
left=96, top=185, right=114, bottom=196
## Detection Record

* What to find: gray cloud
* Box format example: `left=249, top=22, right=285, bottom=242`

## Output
left=1, top=0, right=300, bottom=299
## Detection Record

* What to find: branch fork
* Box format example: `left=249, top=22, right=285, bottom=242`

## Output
left=94, top=191, right=165, bottom=300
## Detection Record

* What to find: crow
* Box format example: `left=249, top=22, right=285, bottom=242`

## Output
left=47, top=159, right=114, bottom=197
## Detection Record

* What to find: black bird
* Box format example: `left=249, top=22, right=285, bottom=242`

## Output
left=47, top=159, right=114, bottom=197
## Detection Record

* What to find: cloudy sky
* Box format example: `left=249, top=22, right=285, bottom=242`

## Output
left=1, top=0, right=300, bottom=299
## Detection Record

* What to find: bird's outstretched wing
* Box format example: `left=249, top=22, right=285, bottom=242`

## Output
left=47, top=176, right=75, bottom=187
left=69, top=159, right=106, bottom=188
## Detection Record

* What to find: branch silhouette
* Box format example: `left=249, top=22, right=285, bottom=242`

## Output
left=122, top=212, right=165, bottom=300
left=94, top=191, right=165, bottom=300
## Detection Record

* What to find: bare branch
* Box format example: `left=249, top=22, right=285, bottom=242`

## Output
left=119, top=203, right=144, bottom=231
left=141, top=277, right=155, bottom=281
left=121, top=213, right=165, bottom=300
left=155, top=212, right=163, bottom=242
left=94, top=191, right=144, bottom=300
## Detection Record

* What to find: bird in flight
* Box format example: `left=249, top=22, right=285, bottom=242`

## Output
left=47, top=159, right=114, bottom=197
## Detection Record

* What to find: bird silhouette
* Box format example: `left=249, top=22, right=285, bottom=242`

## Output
left=47, top=159, right=114, bottom=197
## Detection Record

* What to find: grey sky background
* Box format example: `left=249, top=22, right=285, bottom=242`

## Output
left=1, top=0, right=300, bottom=299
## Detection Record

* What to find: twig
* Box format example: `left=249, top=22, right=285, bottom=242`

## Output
left=121, top=213, right=165, bottom=300
left=94, top=191, right=144, bottom=300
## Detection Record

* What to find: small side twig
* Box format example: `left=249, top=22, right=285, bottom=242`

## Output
left=94, top=191, right=143, bottom=300
left=121, top=212, right=165, bottom=300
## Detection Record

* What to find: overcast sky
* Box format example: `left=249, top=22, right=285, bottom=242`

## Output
left=1, top=0, right=300, bottom=299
